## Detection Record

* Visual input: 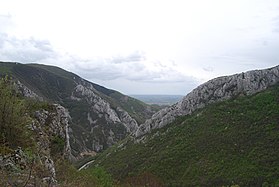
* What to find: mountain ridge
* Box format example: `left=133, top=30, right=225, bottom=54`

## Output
left=136, top=65, right=279, bottom=137
left=0, top=61, right=159, bottom=160
left=92, top=80, right=279, bottom=186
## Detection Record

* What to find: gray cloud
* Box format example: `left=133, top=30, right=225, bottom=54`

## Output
left=0, top=13, right=199, bottom=94
left=67, top=56, right=199, bottom=95
left=0, top=14, right=57, bottom=63
left=0, top=29, right=197, bottom=87
left=110, top=51, right=146, bottom=64
left=203, top=67, right=213, bottom=72
left=0, top=33, right=58, bottom=63
left=68, top=54, right=197, bottom=85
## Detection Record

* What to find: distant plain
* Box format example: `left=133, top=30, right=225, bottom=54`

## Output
left=130, top=95, right=183, bottom=105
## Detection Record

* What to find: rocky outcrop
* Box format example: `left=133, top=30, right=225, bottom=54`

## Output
left=0, top=148, right=27, bottom=172
left=69, top=82, right=139, bottom=157
left=33, top=104, right=72, bottom=158
left=0, top=103, right=71, bottom=186
left=15, top=80, right=43, bottom=101
left=116, top=107, right=138, bottom=133
left=136, top=65, right=279, bottom=137
left=31, top=104, right=72, bottom=184
left=74, top=84, right=121, bottom=123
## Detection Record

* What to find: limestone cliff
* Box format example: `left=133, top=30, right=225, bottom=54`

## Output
left=136, top=65, right=279, bottom=137
left=69, top=81, right=139, bottom=157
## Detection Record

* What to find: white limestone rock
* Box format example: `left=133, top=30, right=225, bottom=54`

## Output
left=15, top=80, right=43, bottom=100
left=116, top=107, right=138, bottom=133
left=135, top=65, right=279, bottom=137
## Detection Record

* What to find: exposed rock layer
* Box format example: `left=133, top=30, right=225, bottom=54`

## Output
left=69, top=81, right=139, bottom=158
left=136, top=65, right=279, bottom=137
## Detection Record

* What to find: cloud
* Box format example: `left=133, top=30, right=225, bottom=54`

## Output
left=0, top=33, right=58, bottom=63
left=0, top=14, right=13, bottom=33
left=0, top=15, right=58, bottom=63
left=67, top=54, right=197, bottom=85
left=110, top=51, right=146, bottom=64
left=272, top=15, right=279, bottom=32
left=0, top=20, right=197, bottom=88
left=203, top=67, right=214, bottom=72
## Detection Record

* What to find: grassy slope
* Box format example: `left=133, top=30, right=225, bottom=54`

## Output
left=0, top=62, right=76, bottom=101
left=93, top=84, right=279, bottom=186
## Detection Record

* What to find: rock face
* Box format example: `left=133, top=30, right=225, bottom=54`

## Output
left=116, top=107, right=138, bottom=133
left=0, top=104, right=70, bottom=186
left=135, top=65, right=279, bottom=137
left=69, top=81, right=139, bottom=158
left=33, top=104, right=73, bottom=158
left=32, top=104, right=72, bottom=184
left=15, top=80, right=43, bottom=101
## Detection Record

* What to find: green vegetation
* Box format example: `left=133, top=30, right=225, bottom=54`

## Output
left=0, top=76, right=34, bottom=153
left=92, top=84, right=279, bottom=186
left=51, top=136, right=65, bottom=156
left=56, top=160, right=113, bottom=187
left=13, top=63, right=76, bottom=100
left=0, top=62, right=14, bottom=75
left=0, top=76, right=45, bottom=186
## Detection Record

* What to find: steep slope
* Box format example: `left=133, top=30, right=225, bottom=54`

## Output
left=0, top=61, right=158, bottom=159
left=92, top=84, right=279, bottom=186
left=136, top=65, right=279, bottom=137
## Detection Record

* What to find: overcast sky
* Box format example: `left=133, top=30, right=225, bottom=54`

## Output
left=0, top=0, right=279, bottom=95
